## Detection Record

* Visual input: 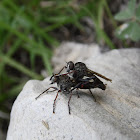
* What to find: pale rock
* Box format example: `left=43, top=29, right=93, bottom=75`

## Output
left=7, top=42, right=140, bottom=140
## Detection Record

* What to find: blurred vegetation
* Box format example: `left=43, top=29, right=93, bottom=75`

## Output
left=115, top=0, right=140, bottom=41
left=0, top=0, right=140, bottom=138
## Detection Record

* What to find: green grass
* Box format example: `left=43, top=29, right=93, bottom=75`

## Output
left=0, top=0, right=117, bottom=125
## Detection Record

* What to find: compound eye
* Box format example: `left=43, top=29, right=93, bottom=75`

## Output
left=50, top=74, right=58, bottom=84
left=68, top=61, right=74, bottom=70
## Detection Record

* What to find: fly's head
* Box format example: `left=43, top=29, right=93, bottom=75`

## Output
left=66, top=61, right=75, bottom=72
left=65, top=61, right=75, bottom=79
left=50, top=73, right=59, bottom=84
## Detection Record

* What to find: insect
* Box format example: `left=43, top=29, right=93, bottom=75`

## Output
left=35, top=73, right=106, bottom=114
left=59, top=61, right=112, bottom=82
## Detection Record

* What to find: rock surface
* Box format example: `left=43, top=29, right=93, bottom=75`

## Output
left=7, top=42, right=140, bottom=140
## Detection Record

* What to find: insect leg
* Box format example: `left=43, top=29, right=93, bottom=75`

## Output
left=76, top=89, right=80, bottom=98
left=53, top=90, right=61, bottom=113
left=89, top=89, right=96, bottom=102
left=68, top=92, right=73, bottom=114
left=35, top=87, right=58, bottom=100
left=71, top=82, right=82, bottom=92
left=59, top=70, right=75, bottom=76
left=57, top=66, right=66, bottom=74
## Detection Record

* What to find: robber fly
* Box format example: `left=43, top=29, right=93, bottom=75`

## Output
left=59, top=61, right=112, bottom=82
left=35, top=73, right=106, bottom=114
